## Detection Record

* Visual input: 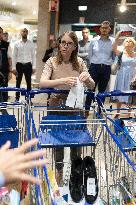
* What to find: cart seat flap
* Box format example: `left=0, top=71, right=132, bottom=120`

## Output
left=40, top=115, right=87, bottom=130
left=0, top=115, right=17, bottom=129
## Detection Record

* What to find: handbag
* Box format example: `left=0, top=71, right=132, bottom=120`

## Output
left=111, top=52, right=123, bottom=75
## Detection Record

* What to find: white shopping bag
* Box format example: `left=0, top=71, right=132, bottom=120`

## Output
left=66, top=78, right=84, bottom=109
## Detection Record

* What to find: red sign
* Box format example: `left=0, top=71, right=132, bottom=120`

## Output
left=49, top=0, right=59, bottom=12
left=120, top=31, right=132, bottom=37
left=93, top=26, right=101, bottom=35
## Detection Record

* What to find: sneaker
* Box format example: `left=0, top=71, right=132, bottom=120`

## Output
left=69, top=157, right=84, bottom=203
left=83, top=156, right=98, bottom=204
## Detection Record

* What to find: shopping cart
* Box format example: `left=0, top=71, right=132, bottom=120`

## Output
left=27, top=88, right=108, bottom=205
left=95, top=90, right=136, bottom=204
left=0, top=87, right=28, bottom=205
left=0, top=87, right=27, bottom=148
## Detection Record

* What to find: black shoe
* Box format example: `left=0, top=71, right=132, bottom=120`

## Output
left=69, top=157, right=84, bottom=203
left=83, top=156, right=98, bottom=204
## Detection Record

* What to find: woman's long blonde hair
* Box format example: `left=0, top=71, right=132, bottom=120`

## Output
left=123, top=37, right=136, bottom=49
left=56, top=31, right=80, bottom=71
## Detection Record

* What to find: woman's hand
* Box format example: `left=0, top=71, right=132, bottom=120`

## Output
left=115, top=31, right=122, bottom=41
left=113, top=32, right=122, bottom=55
left=79, top=72, right=90, bottom=82
left=61, top=77, right=77, bottom=87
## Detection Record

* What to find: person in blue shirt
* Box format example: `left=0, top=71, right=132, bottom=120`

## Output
left=85, top=21, right=115, bottom=114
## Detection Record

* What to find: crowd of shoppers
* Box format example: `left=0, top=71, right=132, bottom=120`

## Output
left=77, top=22, right=136, bottom=118
left=1, top=22, right=135, bottom=111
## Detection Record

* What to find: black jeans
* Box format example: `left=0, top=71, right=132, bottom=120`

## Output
left=0, top=72, right=8, bottom=114
left=55, top=147, right=81, bottom=171
left=85, top=63, right=111, bottom=110
left=16, top=62, right=32, bottom=100
left=1, top=74, right=8, bottom=102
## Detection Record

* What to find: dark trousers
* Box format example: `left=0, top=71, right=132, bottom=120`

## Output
left=55, top=147, right=81, bottom=171
left=0, top=87, right=8, bottom=114
left=85, top=63, right=111, bottom=109
left=0, top=72, right=8, bottom=114
left=16, top=62, right=32, bottom=100
left=2, top=74, right=8, bottom=102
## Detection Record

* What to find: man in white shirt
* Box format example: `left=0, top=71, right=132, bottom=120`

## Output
left=12, top=28, right=36, bottom=101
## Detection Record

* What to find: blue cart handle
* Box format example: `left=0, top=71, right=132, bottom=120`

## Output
left=97, top=90, right=136, bottom=98
left=28, top=88, right=95, bottom=96
left=0, top=87, right=26, bottom=93
left=28, top=88, right=68, bottom=96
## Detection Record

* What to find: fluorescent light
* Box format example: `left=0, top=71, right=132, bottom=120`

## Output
left=12, top=1, right=16, bottom=6
left=119, top=5, right=127, bottom=12
left=78, top=6, right=87, bottom=11
left=119, top=0, right=127, bottom=12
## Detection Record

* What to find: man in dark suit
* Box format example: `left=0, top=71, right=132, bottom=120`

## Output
left=42, top=40, right=57, bottom=62
left=0, top=27, right=12, bottom=102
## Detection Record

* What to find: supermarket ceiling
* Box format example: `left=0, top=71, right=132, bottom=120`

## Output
left=0, top=0, right=136, bottom=25
left=0, top=0, right=39, bottom=24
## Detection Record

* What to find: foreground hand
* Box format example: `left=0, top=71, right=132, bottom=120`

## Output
left=0, top=139, right=47, bottom=186
left=79, top=72, right=90, bottom=82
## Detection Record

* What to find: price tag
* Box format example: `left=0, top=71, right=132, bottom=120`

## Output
left=87, top=178, right=96, bottom=196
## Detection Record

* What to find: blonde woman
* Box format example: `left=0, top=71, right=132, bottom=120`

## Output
left=113, top=35, right=136, bottom=117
